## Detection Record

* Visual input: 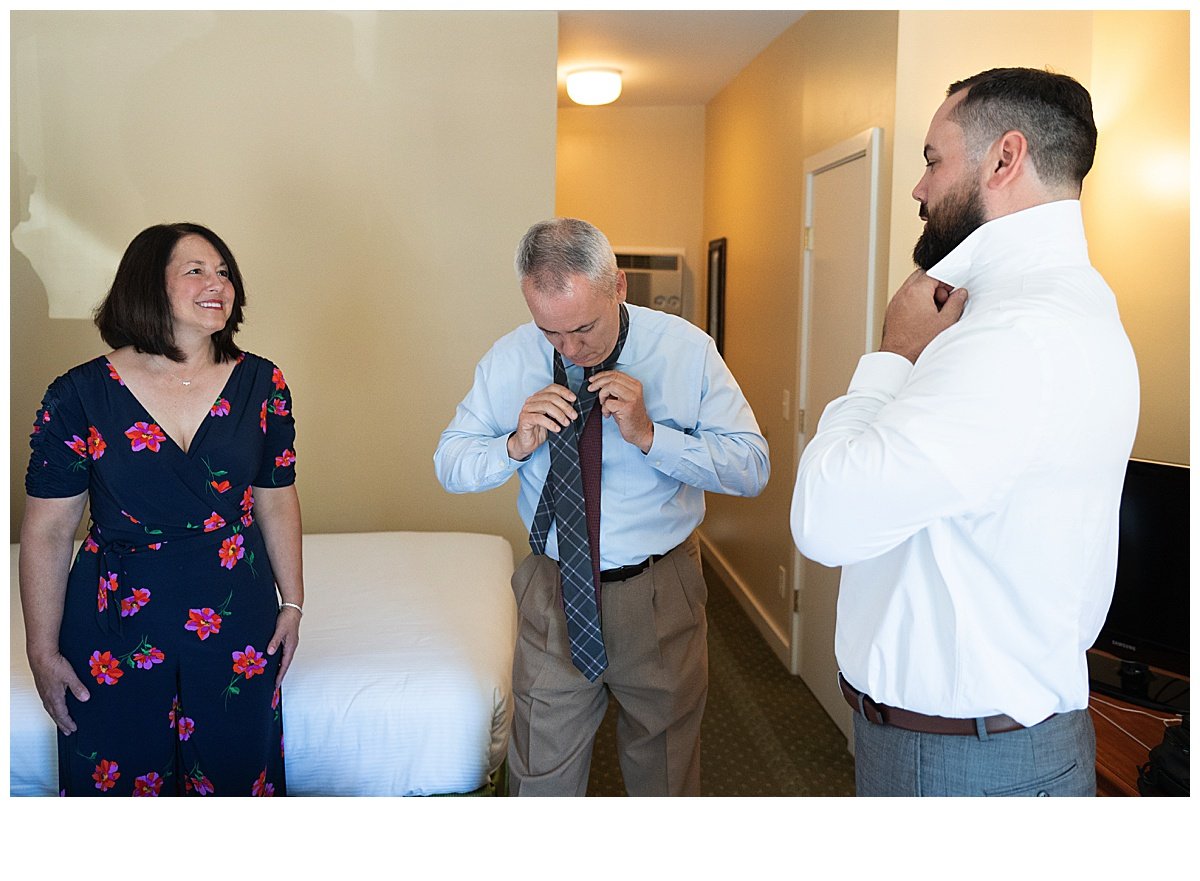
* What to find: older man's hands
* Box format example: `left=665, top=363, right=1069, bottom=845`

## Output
left=507, top=371, right=656, bottom=461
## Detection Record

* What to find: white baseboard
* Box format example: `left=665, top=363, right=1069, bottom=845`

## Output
left=696, top=529, right=791, bottom=670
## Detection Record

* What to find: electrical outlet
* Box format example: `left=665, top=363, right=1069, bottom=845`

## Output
left=777, top=565, right=787, bottom=599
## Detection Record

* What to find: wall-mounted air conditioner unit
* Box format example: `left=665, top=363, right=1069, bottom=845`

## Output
left=614, top=247, right=684, bottom=316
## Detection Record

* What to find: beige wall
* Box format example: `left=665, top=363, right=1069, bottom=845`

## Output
left=889, top=10, right=1189, bottom=466
left=10, top=10, right=559, bottom=557
left=556, top=104, right=706, bottom=324
left=887, top=11, right=1095, bottom=296
left=1086, top=10, right=1190, bottom=465
left=701, top=11, right=900, bottom=647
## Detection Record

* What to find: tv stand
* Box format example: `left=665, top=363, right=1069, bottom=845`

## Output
left=1087, top=653, right=1189, bottom=714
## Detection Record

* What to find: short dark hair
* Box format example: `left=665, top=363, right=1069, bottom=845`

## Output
left=94, top=222, right=246, bottom=363
left=947, top=67, right=1097, bottom=188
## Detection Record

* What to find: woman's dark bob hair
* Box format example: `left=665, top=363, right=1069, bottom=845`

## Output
left=94, top=222, right=246, bottom=363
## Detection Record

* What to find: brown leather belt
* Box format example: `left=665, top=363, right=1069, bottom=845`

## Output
left=838, top=672, right=1032, bottom=736
left=599, top=554, right=661, bottom=583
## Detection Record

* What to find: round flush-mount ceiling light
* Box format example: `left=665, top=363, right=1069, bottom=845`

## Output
left=566, top=68, right=623, bottom=106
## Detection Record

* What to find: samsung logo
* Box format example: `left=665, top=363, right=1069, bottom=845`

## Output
left=1111, top=640, right=1137, bottom=651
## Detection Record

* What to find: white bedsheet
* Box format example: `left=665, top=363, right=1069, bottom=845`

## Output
left=10, top=531, right=517, bottom=796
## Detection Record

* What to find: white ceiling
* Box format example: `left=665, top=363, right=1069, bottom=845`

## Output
left=557, top=10, right=807, bottom=107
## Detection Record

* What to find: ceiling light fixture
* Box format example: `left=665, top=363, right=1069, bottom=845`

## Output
left=566, top=68, right=623, bottom=106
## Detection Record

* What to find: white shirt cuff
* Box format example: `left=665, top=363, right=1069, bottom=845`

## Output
left=848, top=351, right=913, bottom=396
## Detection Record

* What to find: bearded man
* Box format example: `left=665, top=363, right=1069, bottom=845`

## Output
left=790, top=67, right=1139, bottom=796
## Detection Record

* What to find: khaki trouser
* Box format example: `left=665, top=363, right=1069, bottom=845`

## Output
left=507, top=534, right=709, bottom=796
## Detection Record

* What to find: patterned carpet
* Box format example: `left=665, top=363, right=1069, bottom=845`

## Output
left=586, top=561, right=856, bottom=796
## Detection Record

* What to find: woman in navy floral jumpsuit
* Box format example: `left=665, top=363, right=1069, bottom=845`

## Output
left=19, top=223, right=303, bottom=797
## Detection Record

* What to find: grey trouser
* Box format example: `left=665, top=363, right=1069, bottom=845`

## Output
left=853, top=706, right=1097, bottom=796
left=507, top=534, right=709, bottom=796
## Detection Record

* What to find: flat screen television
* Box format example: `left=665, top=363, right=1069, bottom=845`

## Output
left=1088, top=458, right=1190, bottom=713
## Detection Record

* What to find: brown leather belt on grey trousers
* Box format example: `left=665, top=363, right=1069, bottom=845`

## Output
left=839, top=672, right=1036, bottom=736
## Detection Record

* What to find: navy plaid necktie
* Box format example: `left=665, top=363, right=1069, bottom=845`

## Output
left=529, top=303, right=629, bottom=681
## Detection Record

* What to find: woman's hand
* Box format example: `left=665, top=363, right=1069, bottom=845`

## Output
left=29, top=650, right=90, bottom=735
left=268, top=606, right=301, bottom=688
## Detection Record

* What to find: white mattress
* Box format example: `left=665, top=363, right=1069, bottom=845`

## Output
left=10, top=531, right=517, bottom=796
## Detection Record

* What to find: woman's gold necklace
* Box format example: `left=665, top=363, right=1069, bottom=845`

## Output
left=159, top=358, right=203, bottom=388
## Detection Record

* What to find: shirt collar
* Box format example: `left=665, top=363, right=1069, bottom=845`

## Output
left=927, top=199, right=1091, bottom=294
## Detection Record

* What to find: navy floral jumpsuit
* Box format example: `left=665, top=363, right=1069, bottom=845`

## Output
left=25, top=351, right=295, bottom=797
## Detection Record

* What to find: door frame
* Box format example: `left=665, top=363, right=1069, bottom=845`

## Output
left=790, top=127, right=883, bottom=676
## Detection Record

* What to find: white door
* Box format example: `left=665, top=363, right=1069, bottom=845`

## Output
left=791, top=129, right=882, bottom=747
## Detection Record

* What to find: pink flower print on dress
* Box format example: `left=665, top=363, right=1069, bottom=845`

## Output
left=107, top=362, right=125, bottom=386
left=125, top=421, right=166, bottom=452
left=259, top=399, right=268, bottom=433
left=83, top=535, right=99, bottom=554
left=133, top=646, right=165, bottom=670
left=89, top=650, right=123, bottom=685
left=252, top=770, right=275, bottom=797
left=218, top=534, right=245, bottom=570
left=232, top=645, right=267, bottom=679
left=271, top=367, right=287, bottom=391
left=65, top=434, right=88, bottom=458
left=186, top=773, right=214, bottom=796
left=86, top=426, right=106, bottom=459
left=92, top=759, right=120, bottom=792
left=203, top=512, right=227, bottom=533
left=168, top=695, right=182, bottom=729
left=120, top=587, right=151, bottom=618
left=133, top=772, right=163, bottom=797
left=270, top=398, right=290, bottom=417
left=210, top=397, right=231, bottom=417
left=274, top=449, right=296, bottom=468
left=177, top=716, right=195, bottom=741
left=185, top=607, right=223, bottom=640
left=240, top=486, right=255, bottom=526
left=98, top=571, right=119, bottom=612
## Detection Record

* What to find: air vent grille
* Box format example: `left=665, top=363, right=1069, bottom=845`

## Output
left=617, top=253, right=679, bottom=272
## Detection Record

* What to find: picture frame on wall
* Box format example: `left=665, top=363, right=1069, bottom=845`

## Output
left=707, top=237, right=727, bottom=354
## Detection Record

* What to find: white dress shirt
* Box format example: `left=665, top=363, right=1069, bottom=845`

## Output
left=436, top=303, right=769, bottom=570
left=791, top=200, right=1139, bottom=726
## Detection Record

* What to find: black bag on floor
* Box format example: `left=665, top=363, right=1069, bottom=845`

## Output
left=1137, top=716, right=1189, bottom=796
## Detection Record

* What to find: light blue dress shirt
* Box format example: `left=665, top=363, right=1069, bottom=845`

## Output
left=436, top=303, right=769, bottom=570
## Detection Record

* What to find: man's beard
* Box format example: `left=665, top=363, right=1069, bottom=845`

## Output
left=912, top=178, right=987, bottom=271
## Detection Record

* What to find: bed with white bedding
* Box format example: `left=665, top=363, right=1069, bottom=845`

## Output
left=9, top=531, right=517, bottom=796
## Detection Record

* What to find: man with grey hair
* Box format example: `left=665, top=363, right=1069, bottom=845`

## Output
left=791, top=68, right=1139, bottom=795
left=437, top=217, right=768, bottom=795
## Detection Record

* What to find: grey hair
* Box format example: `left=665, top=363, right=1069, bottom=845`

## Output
left=514, top=217, right=618, bottom=296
